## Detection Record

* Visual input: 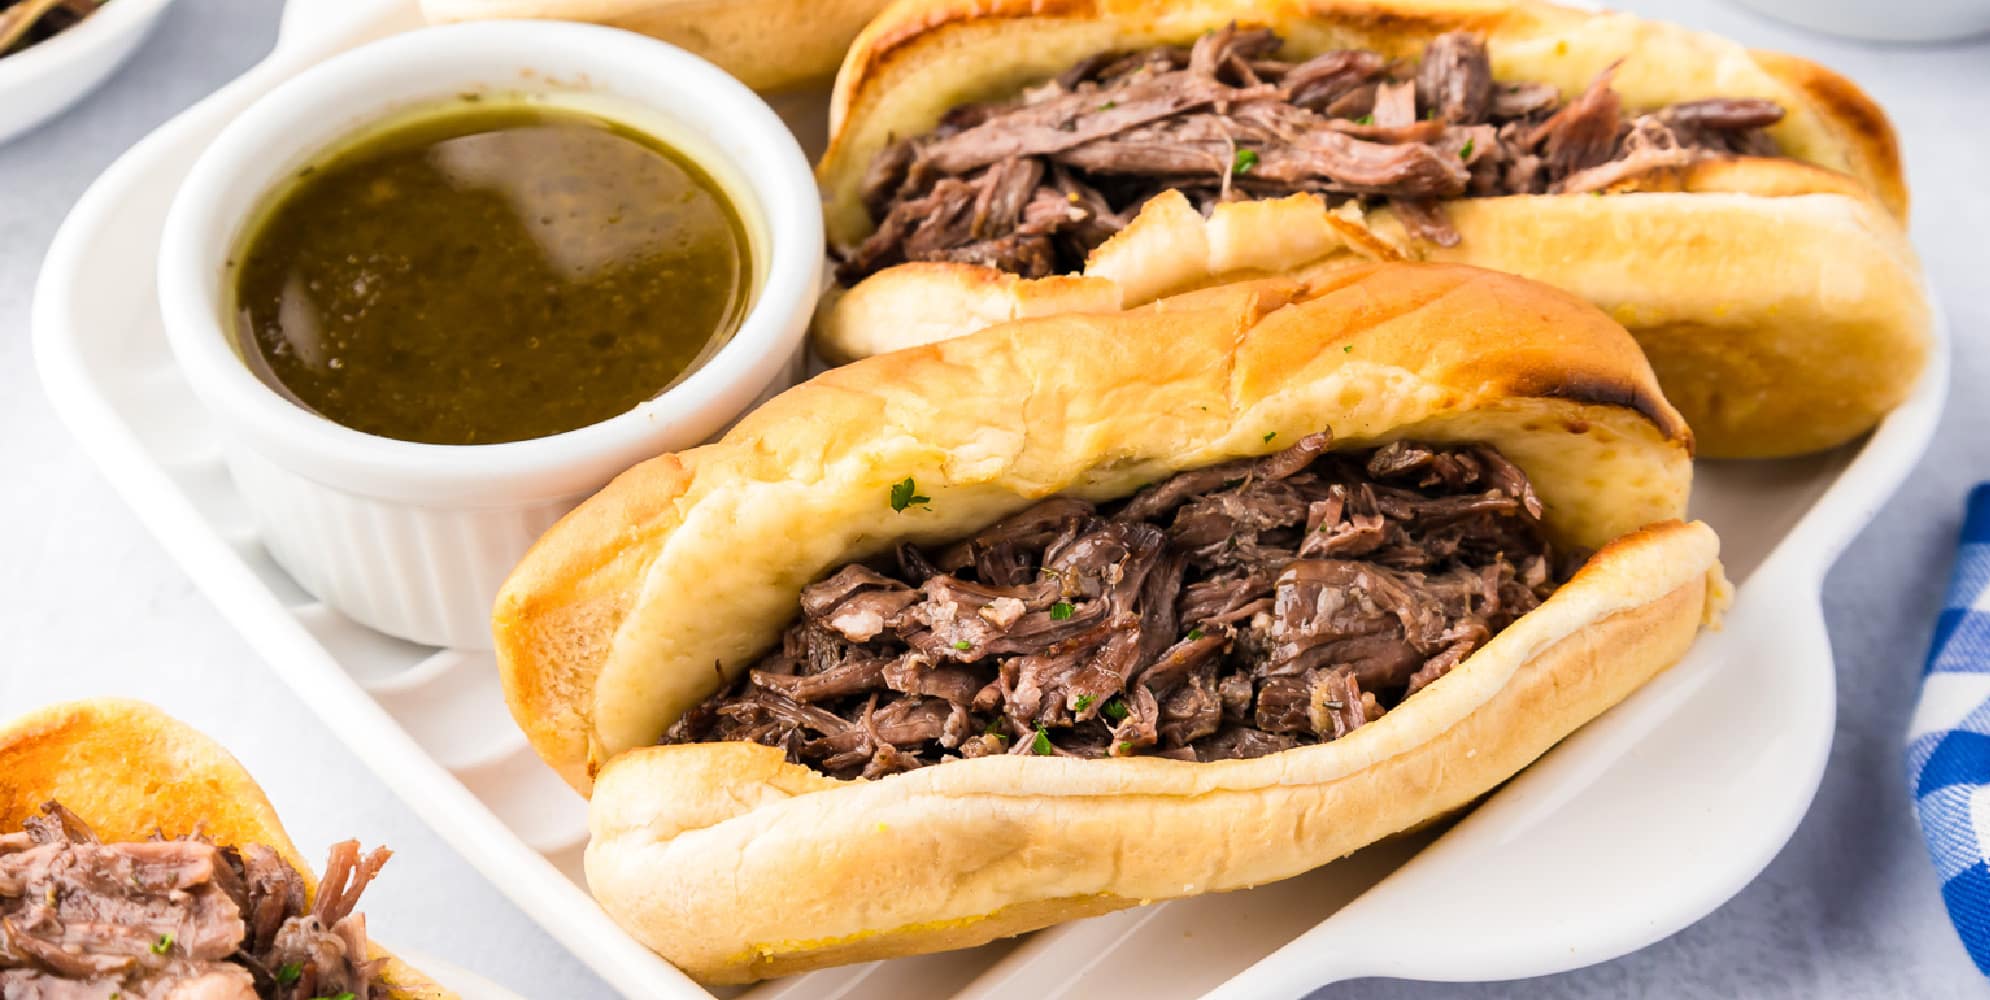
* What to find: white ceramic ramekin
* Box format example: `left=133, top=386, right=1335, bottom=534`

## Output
left=158, top=21, right=821, bottom=649
left=0, top=0, right=177, bottom=145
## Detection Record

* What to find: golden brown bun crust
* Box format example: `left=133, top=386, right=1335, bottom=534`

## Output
left=0, top=700, right=456, bottom=1000
left=822, top=0, right=1905, bottom=237
left=417, top=0, right=893, bottom=92
left=1745, top=46, right=1906, bottom=217
left=586, top=520, right=1723, bottom=983
left=496, top=262, right=1693, bottom=793
left=0, top=700, right=301, bottom=857
left=815, top=183, right=1929, bottom=458
left=812, top=0, right=1924, bottom=457
left=1400, top=190, right=1929, bottom=458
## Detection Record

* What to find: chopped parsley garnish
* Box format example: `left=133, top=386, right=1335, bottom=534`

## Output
left=1102, top=698, right=1130, bottom=722
left=1187, top=628, right=1206, bottom=641
left=1098, top=100, right=1118, bottom=111
left=1114, top=740, right=1133, bottom=755
left=1344, top=344, right=1355, bottom=353
left=316, top=994, right=357, bottom=1000
left=889, top=477, right=930, bottom=513
left=1231, top=148, right=1259, bottom=175
left=1074, top=693, right=1098, bottom=711
left=1031, top=726, right=1055, bottom=755
left=1356, top=114, right=1374, bottom=125
left=985, top=717, right=1005, bottom=736
left=1459, top=138, right=1476, bottom=160
left=1050, top=600, right=1075, bottom=620
left=277, top=963, right=302, bottom=986
left=953, top=639, right=972, bottom=651
left=150, top=933, right=173, bottom=956
left=1262, top=431, right=1277, bottom=443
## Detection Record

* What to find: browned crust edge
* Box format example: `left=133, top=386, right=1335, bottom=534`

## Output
left=824, top=0, right=1905, bottom=221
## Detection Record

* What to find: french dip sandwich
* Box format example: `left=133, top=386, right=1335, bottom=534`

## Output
left=814, top=0, right=1930, bottom=458
left=495, top=263, right=1727, bottom=982
left=0, top=699, right=453, bottom=1000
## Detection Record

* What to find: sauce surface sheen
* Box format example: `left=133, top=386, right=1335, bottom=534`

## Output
left=233, top=102, right=752, bottom=446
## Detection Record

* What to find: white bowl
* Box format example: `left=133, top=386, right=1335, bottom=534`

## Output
left=158, top=20, right=821, bottom=648
left=0, top=0, right=177, bottom=144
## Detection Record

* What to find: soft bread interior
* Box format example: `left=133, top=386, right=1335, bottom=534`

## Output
left=495, top=263, right=1693, bottom=792
left=0, top=699, right=456, bottom=1000
left=586, top=518, right=1722, bottom=983
left=819, top=0, right=1905, bottom=247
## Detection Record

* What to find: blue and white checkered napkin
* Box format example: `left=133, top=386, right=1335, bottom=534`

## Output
left=1908, top=484, right=1990, bottom=973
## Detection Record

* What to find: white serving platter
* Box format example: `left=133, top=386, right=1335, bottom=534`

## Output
left=31, top=0, right=1950, bottom=997
left=399, top=949, right=531, bottom=1000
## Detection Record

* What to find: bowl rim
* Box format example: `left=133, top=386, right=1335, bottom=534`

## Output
left=156, top=19, right=822, bottom=503
left=0, top=0, right=178, bottom=88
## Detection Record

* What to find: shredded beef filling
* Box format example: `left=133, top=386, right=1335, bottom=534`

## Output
left=839, top=26, right=1786, bottom=282
left=0, top=802, right=392, bottom=1000
left=667, top=433, right=1584, bottom=780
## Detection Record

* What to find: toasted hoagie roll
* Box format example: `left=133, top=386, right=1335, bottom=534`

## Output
left=813, top=0, right=1929, bottom=458
left=417, top=0, right=894, bottom=92
left=0, top=699, right=455, bottom=1000
left=493, top=263, right=1724, bottom=982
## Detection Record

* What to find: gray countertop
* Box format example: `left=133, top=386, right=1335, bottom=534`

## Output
left=0, top=1, right=1984, bottom=997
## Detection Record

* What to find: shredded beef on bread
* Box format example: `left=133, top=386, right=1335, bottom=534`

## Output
left=667, top=432, right=1583, bottom=778
left=840, top=26, right=1784, bottom=282
left=0, top=803, right=392, bottom=1000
